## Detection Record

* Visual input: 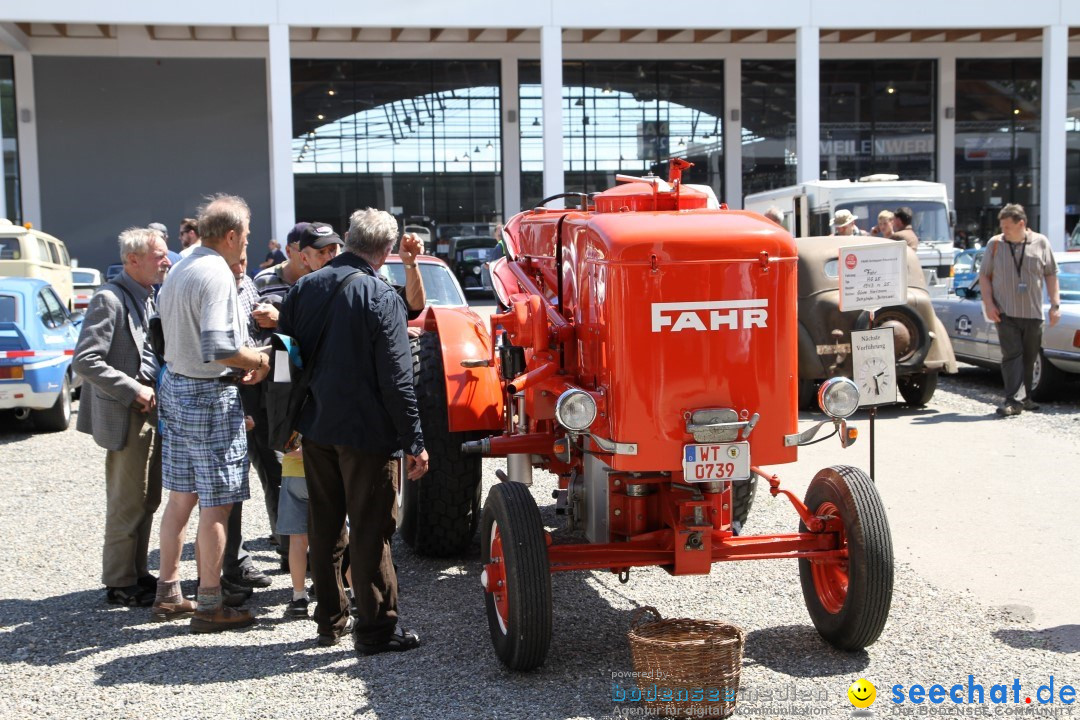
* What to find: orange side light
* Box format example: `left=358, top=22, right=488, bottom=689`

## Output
left=1073, top=330, right=1080, bottom=348
left=847, top=427, right=859, bottom=441
left=0, top=366, right=24, bottom=380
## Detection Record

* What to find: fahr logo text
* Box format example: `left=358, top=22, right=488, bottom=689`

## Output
left=651, top=299, right=769, bottom=333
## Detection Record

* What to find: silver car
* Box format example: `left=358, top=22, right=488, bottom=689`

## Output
left=931, top=252, right=1080, bottom=400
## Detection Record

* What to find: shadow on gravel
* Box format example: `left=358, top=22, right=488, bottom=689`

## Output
left=994, top=625, right=1080, bottom=654
left=0, top=590, right=195, bottom=667
left=910, top=411, right=998, bottom=425
left=314, top=536, right=647, bottom=719
left=743, top=625, right=868, bottom=677
left=93, top=636, right=342, bottom=687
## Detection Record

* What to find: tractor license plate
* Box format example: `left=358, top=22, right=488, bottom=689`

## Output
left=682, top=442, right=750, bottom=483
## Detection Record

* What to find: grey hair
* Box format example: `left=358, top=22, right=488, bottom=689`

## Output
left=197, top=194, right=250, bottom=242
left=763, top=206, right=784, bottom=225
left=998, top=203, right=1027, bottom=224
left=118, top=227, right=160, bottom=262
left=344, top=208, right=398, bottom=262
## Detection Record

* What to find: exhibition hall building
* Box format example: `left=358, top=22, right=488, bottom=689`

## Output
left=1, top=1, right=1079, bottom=269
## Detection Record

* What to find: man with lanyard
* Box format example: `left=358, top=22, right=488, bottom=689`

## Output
left=978, top=203, right=1061, bottom=417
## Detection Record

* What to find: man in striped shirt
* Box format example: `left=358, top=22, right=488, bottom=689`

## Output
left=978, top=203, right=1061, bottom=417
left=245, top=223, right=319, bottom=566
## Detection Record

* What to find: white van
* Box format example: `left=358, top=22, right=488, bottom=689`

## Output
left=745, top=175, right=955, bottom=295
left=0, top=220, right=75, bottom=309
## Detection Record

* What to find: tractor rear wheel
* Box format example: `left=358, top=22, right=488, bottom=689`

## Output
left=481, top=482, right=552, bottom=671
left=397, top=333, right=482, bottom=557
left=798, top=465, right=893, bottom=651
left=730, top=478, right=757, bottom=535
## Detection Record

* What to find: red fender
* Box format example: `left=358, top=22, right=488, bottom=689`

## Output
left=418, top=306, right=504, bottom=433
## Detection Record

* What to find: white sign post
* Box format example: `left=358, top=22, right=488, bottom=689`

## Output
left=851, top=327, right=897, bottom=408
left=838, top=242, right=907, bottom=312
left=850, top=325, right=898, bottom=481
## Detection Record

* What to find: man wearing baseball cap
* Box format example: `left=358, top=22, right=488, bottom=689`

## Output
left=298, top=222, right=344, bottom=272
left=236, top=221, right=322, bottom=575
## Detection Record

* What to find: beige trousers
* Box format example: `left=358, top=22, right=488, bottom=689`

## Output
left=102, top=410, right=163, bottom=587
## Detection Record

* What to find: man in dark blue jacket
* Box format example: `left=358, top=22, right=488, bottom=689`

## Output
left=278, top=209, right=428, bottom=655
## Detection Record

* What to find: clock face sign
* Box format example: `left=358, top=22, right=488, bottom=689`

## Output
left=857, top=355, right=891, bottom=397
left=850, top=327, right=897, bottom=406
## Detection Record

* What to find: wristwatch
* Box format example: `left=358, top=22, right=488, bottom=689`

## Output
left=1050, top=304, right=1060, bottom=311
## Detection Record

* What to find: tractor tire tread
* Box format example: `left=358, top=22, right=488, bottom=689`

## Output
left=799, top=464, right=893, bottom=651
left=401, top=333, right=482, bottom=557
left=483, top=482, right=552, bottom=671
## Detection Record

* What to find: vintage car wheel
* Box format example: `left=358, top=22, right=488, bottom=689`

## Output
left=481, top=482, right=552, bottom=671
left=398, top=333, right=483, bottom=557
left=1030, top=350, right=1065, bottom=402
left=855, top=305, right=931, bottom=369
left=897, top=371, right=938, bottom=406
left=730, top=477, right=757, bottom=534
left=32, top=375, right=71, bottom=433
left=798, top=379, right=819, bottom=411
left=798, top=465, right=893, bottom=651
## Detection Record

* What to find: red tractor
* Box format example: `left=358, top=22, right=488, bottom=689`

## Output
left=403, top=161, right=893, bottom=671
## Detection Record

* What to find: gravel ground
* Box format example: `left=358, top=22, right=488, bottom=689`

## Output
left=0, top=369, right=1076, bottom=720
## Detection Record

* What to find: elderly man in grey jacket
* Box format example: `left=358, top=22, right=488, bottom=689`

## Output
left=73, top=227, right=171, bottom=607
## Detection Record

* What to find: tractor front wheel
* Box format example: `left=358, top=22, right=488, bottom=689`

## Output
left=481, top=482, right=551, bottom=671
left=798, top=465, right=893, bottom=651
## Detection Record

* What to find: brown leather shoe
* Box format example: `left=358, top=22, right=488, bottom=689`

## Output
left=151, top=598, right=197, bottom=622
left=190, top=605, right=255, bottom=633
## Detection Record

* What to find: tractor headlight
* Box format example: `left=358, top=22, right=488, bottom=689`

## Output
left=817, top=377, right=860, bottom=419
left=555, top=389, right=597, bottom=431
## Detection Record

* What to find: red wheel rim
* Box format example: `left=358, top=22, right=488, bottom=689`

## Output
left=486, top=521, right=510, bottom=634
left=810, top=501, right=848, bottom=614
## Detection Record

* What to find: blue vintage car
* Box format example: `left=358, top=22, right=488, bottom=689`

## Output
left=0, top=277, right=83, bottom=431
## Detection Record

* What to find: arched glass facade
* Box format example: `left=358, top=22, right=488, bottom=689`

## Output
left=518, top=60, right=724, bottom=209
left=1, top=56, right=20, bottom=222
left=954, top=58, right=1040, bottom=244
left=741, top=60, right=797, bottom=197
left=291, top=59, right=502, bottom=233
left=819, top=59, right=937, bottom=182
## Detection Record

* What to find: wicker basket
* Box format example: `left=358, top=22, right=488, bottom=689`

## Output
left=626, top=606, right=745, bottom=719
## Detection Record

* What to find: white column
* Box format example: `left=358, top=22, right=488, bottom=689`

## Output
left=1040, top=25, right=1067, bottom=251
left=795, top=26, right=820, bottom=184
left=540, top=25, right=564, bottom=206
left=938, top=56, right=956, bottom=210
left=723, top=56, right=742, bottom=208
left=500, top=57, right=521, bottom=219
left=266, top=24, right=295, bottom=242
left=0, top=65, right=7, bottom=221
left=13, top=52, right=39, bottom=227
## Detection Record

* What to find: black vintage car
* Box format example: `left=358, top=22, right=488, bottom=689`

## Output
left=450, top=236, right=502, bottom=293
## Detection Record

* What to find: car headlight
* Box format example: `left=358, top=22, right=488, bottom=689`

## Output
left=817, top=377, right=860, bottom=418
left=555, top=389, right=597, bottom=431
left=472, top=266, right=481, bottom=275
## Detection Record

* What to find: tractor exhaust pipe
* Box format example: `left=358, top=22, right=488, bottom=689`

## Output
left=507, top=393, right=533, bottom=486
